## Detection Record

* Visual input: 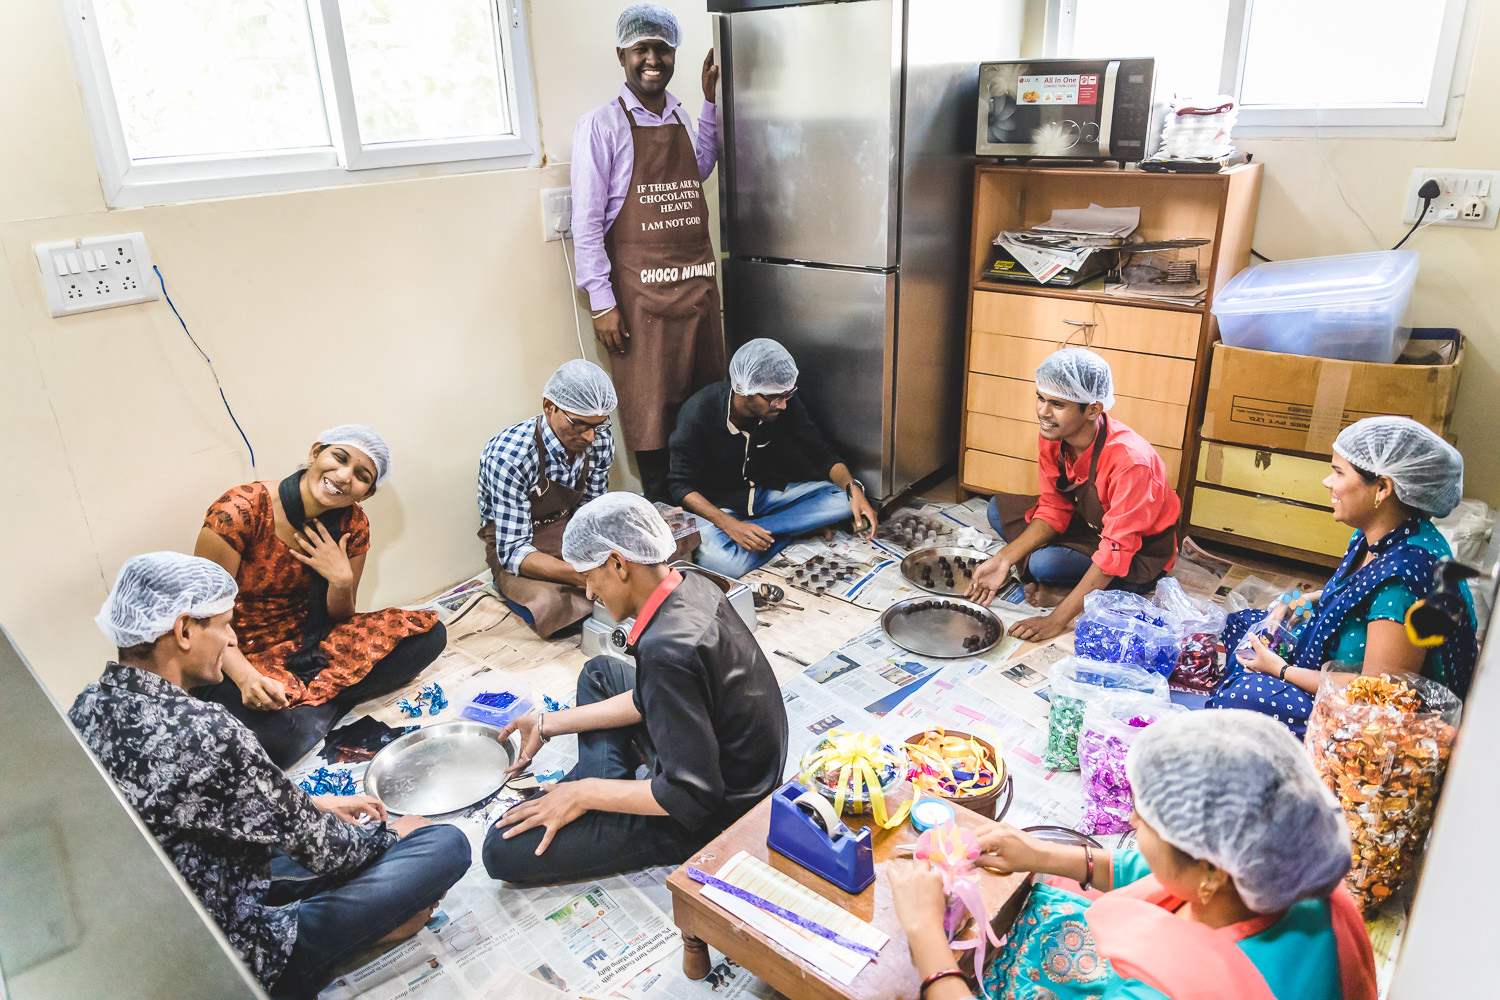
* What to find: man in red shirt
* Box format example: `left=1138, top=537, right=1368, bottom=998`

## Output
left=968, top=348, right=1180, bottom=642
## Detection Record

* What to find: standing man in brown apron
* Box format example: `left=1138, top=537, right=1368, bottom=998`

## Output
left=570, top=4, right=725, bottom=501
left=477, top=360, right=617, bottom=637
left=968, top=348, right=1181, bottom=642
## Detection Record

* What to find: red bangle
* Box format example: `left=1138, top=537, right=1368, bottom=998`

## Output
left=920, top=968, right=966, bottom=996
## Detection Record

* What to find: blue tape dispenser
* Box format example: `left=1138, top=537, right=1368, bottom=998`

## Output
left=766, top=779, right=875, bottom=894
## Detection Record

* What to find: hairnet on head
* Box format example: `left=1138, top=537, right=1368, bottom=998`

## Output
left=1035, top=348, right=1116, bottom=411
left=1333, top=416, right=1464, bottom=518
left=1127, top=710, right=1350, bottom=914
left=562, top=493, right=677, bottom=571
left=317, top=424, right=391, bottom=484
left=729, top=339, right=799, bottom=396
left=616, top=3, right=680, bottom=48
left=543, top=359, right=618, bottom=418
left=97, top=552, right=239, bottom=648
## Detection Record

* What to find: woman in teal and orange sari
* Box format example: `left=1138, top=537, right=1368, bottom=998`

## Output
left=889, top=710, right=1377, bottom=1000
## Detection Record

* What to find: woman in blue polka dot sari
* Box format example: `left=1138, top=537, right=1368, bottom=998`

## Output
left=1208, top=417, right=1477, bottom=736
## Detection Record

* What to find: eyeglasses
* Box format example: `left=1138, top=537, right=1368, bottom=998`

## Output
left=756, top=387, right=798, bottom=403
left=559, top=411, right=611, bottom=433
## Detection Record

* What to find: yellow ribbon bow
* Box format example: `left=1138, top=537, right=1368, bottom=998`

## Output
left=799, top=729, right=911, bottom=829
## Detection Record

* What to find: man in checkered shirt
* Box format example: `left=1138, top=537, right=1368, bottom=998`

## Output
left=477, top=360, right=617, bottom=636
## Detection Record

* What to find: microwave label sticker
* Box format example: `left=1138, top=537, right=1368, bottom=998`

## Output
left=1018, top=74, right=1098, bottom=106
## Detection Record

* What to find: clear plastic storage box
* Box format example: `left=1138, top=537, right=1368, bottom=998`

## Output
left=1211, top=251, right=1419, bottom=363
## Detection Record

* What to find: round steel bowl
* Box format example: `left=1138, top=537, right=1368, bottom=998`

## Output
left=364, top=721, right=518, bottom=816
left=880, top=595, right=1004, bottom=658
left=899, top=545, right=991, bottom=597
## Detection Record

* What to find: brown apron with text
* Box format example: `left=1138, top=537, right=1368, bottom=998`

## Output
left=994, top=416, right=1177, bottom=590
left=478, top=419, right=594, bottom=637
left=603, top=98, right=725, bottom=452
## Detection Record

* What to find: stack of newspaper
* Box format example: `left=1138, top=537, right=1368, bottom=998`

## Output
left=993, top=204, right=1139, bottom=284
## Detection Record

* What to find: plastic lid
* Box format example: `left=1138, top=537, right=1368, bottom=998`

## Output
left=1212, top=251, right=1419, bottom=316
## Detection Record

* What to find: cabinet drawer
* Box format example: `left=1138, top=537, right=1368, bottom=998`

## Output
left=1196, top=443, right=1332, bottom=508
left=966, top=373, right=1187, bottom=448
left=962, top=449, right=1037, bottom=495
left=972, top=291, right=1201, bottom=359
left=971, top=333, right=1196, bottom=405
left=1189, top=488, right=1349, bottom=558
left=966, top=412, right=1182, bottom=484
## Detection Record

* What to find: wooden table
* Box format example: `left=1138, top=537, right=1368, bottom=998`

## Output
left=667, top=791, right=1031, bottom=1000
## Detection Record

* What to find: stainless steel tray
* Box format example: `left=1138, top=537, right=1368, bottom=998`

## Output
left=899, top=546, right=990, bottom=596
left=880, top=595, right=1004, bottom=658
left=364, top=722, right=518, bottom=816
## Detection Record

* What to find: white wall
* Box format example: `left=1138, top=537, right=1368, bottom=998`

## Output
left=0, top=0, right=715, bottom=699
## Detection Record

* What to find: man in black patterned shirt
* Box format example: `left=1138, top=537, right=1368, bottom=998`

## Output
left=69, top=553, right=471, bottom=997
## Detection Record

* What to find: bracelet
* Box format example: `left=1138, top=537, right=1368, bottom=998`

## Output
left=844, top=478, right=865, bottom=497
left=535, top=710, right=551, bottom=745
left=919, top=968, right=965, bottom=997
left=590, top=306, right=616, bottom=319
left=1278, top=663, right=1290, bottom=682
left=1080, top=841, right=1096, bottom=891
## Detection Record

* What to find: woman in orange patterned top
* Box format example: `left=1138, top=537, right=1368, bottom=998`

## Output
left=194, top=425, right=444, bottom=767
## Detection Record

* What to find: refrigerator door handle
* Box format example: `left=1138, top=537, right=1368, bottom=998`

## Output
left=712, top=14, right=733, bottom=253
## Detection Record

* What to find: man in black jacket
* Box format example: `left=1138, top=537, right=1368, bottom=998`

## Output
left=667, top=338, right=880, bottom=578
left=482, top=493, right=788, bottom=884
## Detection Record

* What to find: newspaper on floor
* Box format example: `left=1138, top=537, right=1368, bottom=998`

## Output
left=321, top=868, right=681, bottom=1000
left=615, top=954, right=778, bottom=999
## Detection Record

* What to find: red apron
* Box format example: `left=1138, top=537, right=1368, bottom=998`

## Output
left=478, top=419, right=593, bottom=638
left=603, top=98, right=725, bottom=452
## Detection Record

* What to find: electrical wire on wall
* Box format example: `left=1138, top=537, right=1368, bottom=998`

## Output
left=559, top=231, right=589, bottom=358
left=153, top=265, right=256, bottom=470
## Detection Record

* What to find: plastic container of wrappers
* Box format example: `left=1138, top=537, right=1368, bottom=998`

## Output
left=1211, top=251, right=1418, bottom=363
left=460, top=692, right=534, bottom=730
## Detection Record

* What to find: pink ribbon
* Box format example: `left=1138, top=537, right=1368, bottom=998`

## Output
left=915, top=823, right=1000, bottom=998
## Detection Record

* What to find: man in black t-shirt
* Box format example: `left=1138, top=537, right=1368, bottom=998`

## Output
left=482, top=493, right=788, bottom=884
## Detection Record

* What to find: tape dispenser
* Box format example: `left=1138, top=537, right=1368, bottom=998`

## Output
left=766, top=779, right=875, bottom=893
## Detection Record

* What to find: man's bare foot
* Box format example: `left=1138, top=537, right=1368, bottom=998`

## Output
left=375, top=903, right=438, bottom=946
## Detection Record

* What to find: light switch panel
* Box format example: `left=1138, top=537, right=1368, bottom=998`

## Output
left=34, top=232, right=159, bottom=318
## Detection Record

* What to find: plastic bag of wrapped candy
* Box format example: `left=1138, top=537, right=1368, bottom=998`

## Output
left=1044, top=657, right=1169, bottom=772
left=1305, top=672, right=1461, bottom=912
left=1079, top=694, right=1186, bottom=835
left=1152, top=578, right=1229, bottom=693
left=1232, top=618, right=1302, bottom=667
left=1073, top=590, right=1180, bottom=676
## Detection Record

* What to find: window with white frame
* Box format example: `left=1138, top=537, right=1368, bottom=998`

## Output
left=67, top=0, right=539, bottom=207
left=1048, top=0, right=1472, bottom=136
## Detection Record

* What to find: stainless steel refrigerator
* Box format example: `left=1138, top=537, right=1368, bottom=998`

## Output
left=711, top=0, right=1022, bottom=500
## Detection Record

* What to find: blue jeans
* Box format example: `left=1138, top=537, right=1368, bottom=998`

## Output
left=986, top=496, right=1094, bottom=587
left=269, top=823, right=471, bottom=998
left=694, top=481, right=852, bottom=578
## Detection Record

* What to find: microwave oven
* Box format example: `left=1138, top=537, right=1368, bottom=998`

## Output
left=976, top=58, right=1157, bottom=162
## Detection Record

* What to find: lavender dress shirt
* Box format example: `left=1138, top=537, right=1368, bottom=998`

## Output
left=570, top=85, right=719, bottom=312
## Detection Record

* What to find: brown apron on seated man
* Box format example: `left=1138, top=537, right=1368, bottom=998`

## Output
left=478, top=419, right=594, bottom=638
left=992, top=418, right=1178, bottom=593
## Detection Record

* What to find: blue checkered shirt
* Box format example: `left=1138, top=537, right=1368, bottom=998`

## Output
left=478, top=415, right=614, bottom=573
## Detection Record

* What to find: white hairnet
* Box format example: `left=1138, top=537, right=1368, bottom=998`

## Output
left=317, top=424, right=392, bottom=484
left=1333, top=416, right=1464, bottom=518
left=729, top=339, right=799, bottom=396
left=97, top=552, right=239, bottom=648
left=1128, top=710, right=1350, bottom=914
left=1035, top=348, right=1116, bottom=411
left=616, top=3, right=680, bottom=48
left=562, top=492, right=677, bottom=571
left=543, top=359, right=618, bottom=417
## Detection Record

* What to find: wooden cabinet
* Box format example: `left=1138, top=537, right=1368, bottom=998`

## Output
left=959, top=163, right=1263, bottom=511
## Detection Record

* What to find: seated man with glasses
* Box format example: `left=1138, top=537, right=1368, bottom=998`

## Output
left=668, top=338, right=879, bottom=578
left=478, top=360, right=618, bottom=637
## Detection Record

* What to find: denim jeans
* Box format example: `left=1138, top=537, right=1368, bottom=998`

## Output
left=986, top=496, right=1094, bottom=587
left=481, top=656, right=707, bottom=884
left=694, top=480, right=852, bottom=578
left=269, top=823, right=471, bottom=998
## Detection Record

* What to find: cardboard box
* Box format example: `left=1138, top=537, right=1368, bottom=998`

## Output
left=1200, top=330, right=1463, bottom=454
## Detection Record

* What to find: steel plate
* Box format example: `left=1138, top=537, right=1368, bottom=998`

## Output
left=899, top=546, right=990, bottom=596
left=364, top=722, right=518, bottom=816
left=880, top=595, right=1004, bottom=658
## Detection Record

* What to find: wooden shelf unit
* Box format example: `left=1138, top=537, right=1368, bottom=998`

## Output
left=959, top=162, right=1263, bottom=515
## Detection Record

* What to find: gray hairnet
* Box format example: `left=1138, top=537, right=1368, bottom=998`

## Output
left=562, top=492, right=677, bottom=571
left=729, top=338, right=799, bottom=396
left=543, top=359, right=618, bottom=417
left=1128, top=710, right=1350, bottom=914
left=1035, top=348, right=1116, bottom=411
left=97, top=552, right=239, bottom=648
left=317, top=424, right=392, bottom=484
left=1333, top=416, right=1464, bottom=518
left=616, top=3, right=680, bottom=48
